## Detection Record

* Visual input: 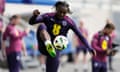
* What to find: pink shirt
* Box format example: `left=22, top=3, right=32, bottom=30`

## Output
left=91, top=32, right=112, bottom=62
left=75, top=27, right=88, bottom=46
left=3, top=24, right=27, bottom=55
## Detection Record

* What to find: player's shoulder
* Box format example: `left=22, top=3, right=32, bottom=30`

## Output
left=6, top=24, right=13, bottom=30
left=64, top=16, right=75, bottom=25
left=93, top=32, right=99, bottom=38
left=42, top=12, right=55, bottom=17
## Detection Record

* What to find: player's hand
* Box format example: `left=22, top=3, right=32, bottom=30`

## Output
left=33, top=9, right=40, bottom=16
left=107, top=49, right=118, bottom=56
left=45, top=41, right=56, bottom=57
left=25, top=28, right=30, bottom=34
left=2, top=50, right=6, bottom=59
left=23, top=51, right=27, bottom=56
left=89, top=49, right=96, bottom=56
left=106, top=49, right=112, bottom=55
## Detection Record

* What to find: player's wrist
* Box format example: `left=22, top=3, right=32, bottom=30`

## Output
left=44, top=40, right=52, bottom=45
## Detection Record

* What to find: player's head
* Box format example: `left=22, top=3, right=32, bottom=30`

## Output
left=54, top=1, right=71, bottom=19
left=103, top=23, right=115, bottom=35
left=10, top=15, right=21, bottom=25
left=80, top=20, right=84, bottom=28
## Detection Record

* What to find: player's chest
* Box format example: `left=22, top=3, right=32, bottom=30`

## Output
left=45, top=17, right=69, bottom=28
left=100, top=36, right=110, bottom=50
left=9, top=28, right=19, bottom=36
left=45, top=17, right=69, bottom=35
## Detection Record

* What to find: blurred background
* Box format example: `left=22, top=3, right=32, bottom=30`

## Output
left=0, top=0, right=120, bottom=72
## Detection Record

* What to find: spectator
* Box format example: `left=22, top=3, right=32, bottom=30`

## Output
left=2, top=15, right=29, bottom=72
left=74, top=21, right=89, bottom=72
left=0, top=0, right=5, bottom=50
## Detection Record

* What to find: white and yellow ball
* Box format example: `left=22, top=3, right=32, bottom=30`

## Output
left=53, top=35, right=68, bottom=50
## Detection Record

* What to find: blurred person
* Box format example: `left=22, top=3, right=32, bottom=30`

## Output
left=106, top=19, right=118, bottom=71
left=74, top=21, right=88, bottom=72
left=91, top=23, right=115, bottom=72
left=29, top=1, right=95, bottom=72
left=108, top=32, right=116, bottom=71
left=0, top=0, right=5, bottom=16
left=0, top=0, right=5, bottom=50
left=2, top=15, right=29, bottom=72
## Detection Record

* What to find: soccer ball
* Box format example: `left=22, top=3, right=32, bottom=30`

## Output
left=53, top=35, right=68, bottom=50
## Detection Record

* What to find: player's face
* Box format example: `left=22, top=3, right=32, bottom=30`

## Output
left=56, top=6, right=68, bottom=19
left=105, top=28, right=114, bottom=35
left=12, top=18, right=20, bottom=25
left=80, top=21, right=84, bottom=28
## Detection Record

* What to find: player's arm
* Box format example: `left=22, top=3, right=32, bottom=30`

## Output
left=29, top=10, right=44, bottom=25
left=8, top=27, right=28, bottom=39
left=91, top=35, right=105, bottom=52
left=1, top=40, right=6, bottom=57
left=1, top=27, right=8, bottom=57
left=9, top=30, right=27, bottom=39
left=70, top=23, right=93, bottom=51
left=21, top=40, right=27, bottom=56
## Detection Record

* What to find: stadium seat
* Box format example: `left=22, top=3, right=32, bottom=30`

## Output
left=32, top=0, right=57, bottom=5
left=6, top=0, right=23, bottom=3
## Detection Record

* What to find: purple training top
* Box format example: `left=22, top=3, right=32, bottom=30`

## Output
left=91, top=32, right=112, bottom=62
left=3, top=24, right=27, bottom=55
left=29, top=12, right=93, bottom=51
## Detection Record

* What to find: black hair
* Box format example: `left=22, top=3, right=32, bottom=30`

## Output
left=54, top=1, right=72, bottom=14
left=104, top=23, right=115, bottom=30
left=10, top=15, right=20, bottom=21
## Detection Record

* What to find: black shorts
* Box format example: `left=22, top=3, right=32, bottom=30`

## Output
left=76, top=46, right=87, bottom=55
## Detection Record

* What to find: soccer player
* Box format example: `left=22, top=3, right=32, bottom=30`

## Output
left=29, top=1, right=95, bottom=72
left=91, top=23, right=115, bottom=72
left=2, top=15, right=28, bottom=72
left=74, top=21, right=88, bottom=72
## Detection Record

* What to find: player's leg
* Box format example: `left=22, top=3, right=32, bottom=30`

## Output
left=101, top=62, right=107, bottom=72
left=108, top=55, right=113, bottom=71
left=74, top=46, right=81, bottom=63
left=37, top=24, right=59, bottom=72
left=74, top=46, right=81, bottom=72
left=92, top=60, right=101, bottom=72
left=37, top=24, right=56, bottom=57
left=46, top=51, right=60, bottom=72
left=7, top=52, right=21, bottom=72
left=82, top=48, right=88, bottom=72
left=83, top=48, right=87, bottom=63
left=39, top=54, right=46, bottom=71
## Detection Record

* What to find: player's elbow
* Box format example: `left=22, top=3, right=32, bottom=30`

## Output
left=29, top=16, right=37, bottom=25
left=29, top=20, right=35, bottom=25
